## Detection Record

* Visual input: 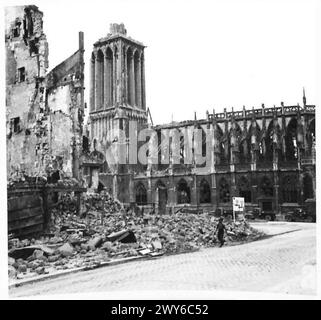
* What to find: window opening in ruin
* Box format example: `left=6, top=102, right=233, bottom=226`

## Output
left=49, top=170, right=60, bottom=184
left=259, top=176, right=273, bottom=197
left=18, top=67, right=25, bottom=82
left=11, top=117, right=21, bottom=133
left=126, top=48, right=133, bottom=106
left=194, top=126, right=207, bottom=167
left=136, top=183, right=147, bottom=205
left=97, top=50, right=104, bottom=109
left=97, top=182, right=105, bottom=193
left=200, top=179, right=211, bottom=203
left=219, top=178, right=230, bottom=203
left=265, top=121, right=274, bottom=161
left=157, top=130, right=169, bottom=170
left=106, top=47, right=113, bottom=107
left=23, top=9, right=34, bottom=38
left=282, top=175, right=298, bottom=203
left=285, top=118, right=298, bottom=161
left=303, top=175, right=314, bottom=201
left=259, top=142, right=263, bottom=155
left=307, top=119, right=315, bottom=157
left=101, top=161, right=108, bottom=173
left=82, top=136, right=89, bottom=153
left=83, top=166, right=89, bottom=176
left=179, top=135, right=184, bottom=164
left=238, top=177, right=251, bottom=202
left=134, top=50, right=140, bottom=107
left=177, top=179, right=191, bottom=204
left=13, top=21, right=21, bottom=37
left=29, top=39, right=39, bottom=55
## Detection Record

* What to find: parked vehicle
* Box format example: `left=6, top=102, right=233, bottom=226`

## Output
left=285, top=206, right=316, bottom=222
left=244, top=207, right=276, bottom=221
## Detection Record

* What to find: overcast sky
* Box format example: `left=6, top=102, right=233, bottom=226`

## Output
left=4, top=0, right=319, bottom=124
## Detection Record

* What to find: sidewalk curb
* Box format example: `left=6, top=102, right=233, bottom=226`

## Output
left=9, top=255, right=146, bottom=289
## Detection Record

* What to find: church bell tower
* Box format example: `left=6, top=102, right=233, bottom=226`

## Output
left=88, top=23, right=148, bottom=201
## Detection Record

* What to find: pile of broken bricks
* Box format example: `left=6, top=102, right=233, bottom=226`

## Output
left=8, top=192, right=265, bottom=281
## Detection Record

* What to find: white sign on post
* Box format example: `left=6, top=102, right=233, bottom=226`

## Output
left=232, top=197, right=245, bottom=222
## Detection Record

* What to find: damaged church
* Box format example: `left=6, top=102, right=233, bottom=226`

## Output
left=6, top=5, right=316, bottom=236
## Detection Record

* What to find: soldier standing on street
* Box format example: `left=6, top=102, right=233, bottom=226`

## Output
left=215, top=217, right=226, bottom=247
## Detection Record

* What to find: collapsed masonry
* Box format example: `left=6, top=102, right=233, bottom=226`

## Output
left=6, top=5, right=86, bottom=237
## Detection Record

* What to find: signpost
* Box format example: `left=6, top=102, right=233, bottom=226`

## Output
left=232, top=197, right=245, bottom=222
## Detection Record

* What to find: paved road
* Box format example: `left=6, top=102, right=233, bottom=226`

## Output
left=10, top=222, right=316, bottom=297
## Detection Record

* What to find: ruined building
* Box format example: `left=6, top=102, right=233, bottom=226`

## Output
left=6, top=5, right=85, bottom=236
left=6, top=5, right=85, bottom=182
left=86, top=24, right=316, bottom=216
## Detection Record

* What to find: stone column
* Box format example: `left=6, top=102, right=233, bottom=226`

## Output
left=95, top=53, right=100, bottom=110
left=113, top=49, right=117, bottom=106
left=129, top=173, right=134, bottom=203
left=191, top=175, right=197, bottom=205
left=90, top=55, right=95, bottom=112
left=147, top=177, right=152, bottom=204
left=116, top=42, right=122, bottom=105
left=123, top=48, right=128, bottom=104
left=130, top=52, right=135, bottom=107
left=136, top=55, right=142, bottom=108
left=141, top=54, right=146, bottom=110
left=273, top=172, right=280, bottom=215
left=251, top=173, right=258, bottom=206
left=168, top=175, right=175, bottom=214
left=211, top=173, right=217, bottom=209
left=104, top=53, right=109, bottom=108
left=113, top=174, right=118, bottom=200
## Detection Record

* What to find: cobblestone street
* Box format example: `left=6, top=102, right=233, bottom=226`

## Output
left=10, top=222, right=316, bottom=298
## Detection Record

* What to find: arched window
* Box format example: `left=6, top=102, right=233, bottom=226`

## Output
left=105, top=47, right=113, bottom=107
left=248, top=121, right=261, bottom=161
left=194, top=126, right=207, bottom=167
left=239, top=139, right=250, bottom=163
left=282, top=175, right=298, bottom=203
left=177, top=179, right=190, bottom=204
left=214, top=125, right=226, bottom=164
left=238, top=176, right=251, bottom=202
left=307, top=119, right=315, bottom=157
left=96, top=50, right=104, bottom=110
left=200, top=179, right=211, bottom=203
left=285, top=118, right=298, bottom=160
left=136, top=183, right=147, bottom=205
left=229, top=123, right=242, bottom=163
left=219, top=178, right=230, bottom=203
left=265, top=121, right=274, bottom=161
left=258, top=140, right=264, bottom=161
left=157, top=130, right=169, bottom=171
left=259, top=176, right=273, bottom=197
left=179, top=134, right=184, bottom=164
left=303, top=175, right=314, bottom=200
left=82, top=136, right=89, bottom=153
left=134, top=50, right=141, bottom=107
left=127, top=47, right=134, bottom=106
left=90, top=52, right=96, bottom=112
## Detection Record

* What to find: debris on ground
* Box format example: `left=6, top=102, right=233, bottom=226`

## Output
left=8, top=191, right=265, bottom=281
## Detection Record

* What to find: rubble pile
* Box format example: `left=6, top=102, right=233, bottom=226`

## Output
left=8, top=192, right=264, bottom=281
